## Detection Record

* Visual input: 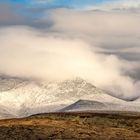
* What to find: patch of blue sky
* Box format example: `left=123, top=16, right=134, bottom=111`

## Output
left=0, top=0, right=113, bottom=8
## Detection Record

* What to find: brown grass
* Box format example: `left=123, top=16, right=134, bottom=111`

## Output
left=0, top=111, right=140, bottom=140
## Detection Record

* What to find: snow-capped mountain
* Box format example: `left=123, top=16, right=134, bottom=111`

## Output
left=0, top=76, right=140, bottom=119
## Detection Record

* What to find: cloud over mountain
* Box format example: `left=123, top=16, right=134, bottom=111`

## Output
left=0, top=22, right=139, bottom=100
left=0, top=1, right=140, bottom=100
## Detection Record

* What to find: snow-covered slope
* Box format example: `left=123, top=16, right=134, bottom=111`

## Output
left=0, top=76, right=139, bottom=119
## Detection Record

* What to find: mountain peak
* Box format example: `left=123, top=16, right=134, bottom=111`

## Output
left=60, top=77, right=96, bottom=90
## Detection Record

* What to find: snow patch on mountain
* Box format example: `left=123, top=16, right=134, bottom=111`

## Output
left=0, top=77, right=140, bottom=119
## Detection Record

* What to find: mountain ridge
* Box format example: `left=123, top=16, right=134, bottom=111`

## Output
left=0, top=76, right=140, bottom=119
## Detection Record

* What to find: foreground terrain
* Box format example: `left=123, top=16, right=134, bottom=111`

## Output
left=0, top=112, right=140, bottom=140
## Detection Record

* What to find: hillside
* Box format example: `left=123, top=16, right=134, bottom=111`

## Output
left=0, top=112, right=140, bottom=140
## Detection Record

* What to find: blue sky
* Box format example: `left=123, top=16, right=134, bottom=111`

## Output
left=0, top=0, right=114, bottom=19
left=0, top=0, right=112, bottom=8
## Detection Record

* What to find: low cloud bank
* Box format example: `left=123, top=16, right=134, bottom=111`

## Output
left=0, top=25, right=139, bottom=100
left=0, top=7, right=140, bottom=100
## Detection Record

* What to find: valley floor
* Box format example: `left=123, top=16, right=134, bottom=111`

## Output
left=0, top=112, right=140, bottom=140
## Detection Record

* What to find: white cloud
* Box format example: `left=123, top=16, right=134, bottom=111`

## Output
left=36, top=8, right=140, bottom=99
left=44, top=8, right=140, bottom=55
left=0, top=24, right=139, bottom=99
left=1, top=6, right=140, bottom=100
left=87, top=0, right=140, bottom=11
